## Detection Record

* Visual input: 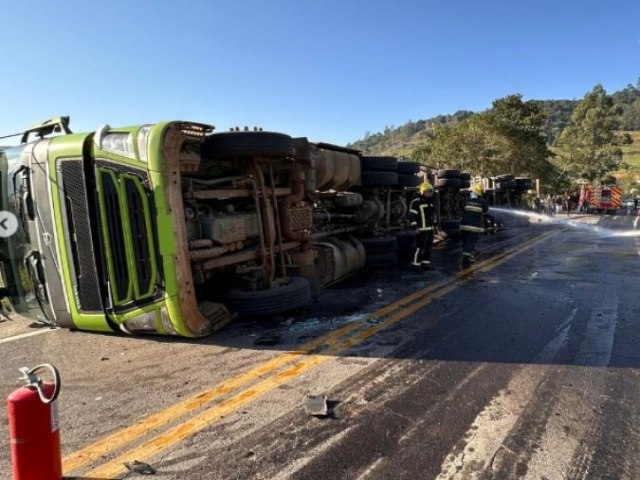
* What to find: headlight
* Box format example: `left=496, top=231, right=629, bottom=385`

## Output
left=137, top=125, right=153, bottom=163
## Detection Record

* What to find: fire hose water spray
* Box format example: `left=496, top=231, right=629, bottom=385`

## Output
left=7, top=364, right=62, bottom=480
left=491, top=207, right=640, bottom=238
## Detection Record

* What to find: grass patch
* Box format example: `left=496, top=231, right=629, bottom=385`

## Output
left=621, top=131, right=640, bottom=170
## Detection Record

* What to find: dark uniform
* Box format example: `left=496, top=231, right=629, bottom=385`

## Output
left=409, top=195, right=436, bottom=268
left=460, top=194, right=489, bottom=261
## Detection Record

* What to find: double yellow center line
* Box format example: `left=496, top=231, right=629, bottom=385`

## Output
left=66, top=229, right=558, bottom=478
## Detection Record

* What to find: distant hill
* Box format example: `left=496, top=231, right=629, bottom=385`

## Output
left=348, top=100, right=578, bottom=156
left=349, top=110, right=475, bottom=158
left=348, top=82, right=640, bottom=157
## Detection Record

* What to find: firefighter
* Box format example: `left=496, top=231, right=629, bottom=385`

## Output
left=409, top=181, right=436, bottom=270
left=460, top=184, right=489, bottom=263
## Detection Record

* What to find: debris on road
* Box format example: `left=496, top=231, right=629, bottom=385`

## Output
left=306, top=395, right=330, bottom=417
left=124, top=460, right=156, bottom=475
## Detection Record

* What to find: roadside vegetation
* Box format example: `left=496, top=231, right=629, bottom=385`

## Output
left=620, top=131, right=640, bottom=169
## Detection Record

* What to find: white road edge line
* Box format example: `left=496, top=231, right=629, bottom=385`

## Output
left=0, top=327, right=57, bottom=345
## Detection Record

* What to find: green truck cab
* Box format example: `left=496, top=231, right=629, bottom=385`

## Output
left=0, top=118, right=422, bottom=337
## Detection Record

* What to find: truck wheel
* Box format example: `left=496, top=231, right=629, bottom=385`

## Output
left=392, top=230, right=417, bottom=253
left=496, top=173, right=515, bottom=181
left=202, top=131, right=293, bottom=159
left=440, top=219, right=461, bottom=230
left=397, top=161, right=421, bottom=174
left=359, top=235, right=398, bottom=254
left=366, top=252, right=398, bottom=269
left=362, top=171, right=399, bottom=186
left=497, top=180, right=516, bottom=189
left=225, top=277, right=311, bottom=317
left=436, top=178, right=461, bottom=188
left=437, top=169, right=461, bottom=178
left=440, top=219, right=461, bottom=241
left=398, top=174, right=422, bottom=187
left=361, top=156, right=398, bottom=171
left=515, top=178, right=533, bottom=190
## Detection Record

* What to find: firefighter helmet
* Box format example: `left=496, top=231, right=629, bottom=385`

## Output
left=419, top=182, right=434, bottom=195
left=472, top=184, right=484, bottom=195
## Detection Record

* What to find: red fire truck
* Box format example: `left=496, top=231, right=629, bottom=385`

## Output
left=580, top=184, right=623, bottom=214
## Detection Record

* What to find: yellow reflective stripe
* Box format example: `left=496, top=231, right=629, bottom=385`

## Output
left=420, top=205, right=427, bottom=226
left=409, top=209, right=419, bottom=214
left=419, top=227, right=433, bottom=231
left=460, top=225, right=485, bottom=232
left=465, top=205, right=483, bottom=212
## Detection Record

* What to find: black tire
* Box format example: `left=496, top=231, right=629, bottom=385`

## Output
left=202, top=131, right=293, bottom=159
left=225, top=277, right=311, bottom=317
left=515, top=178, right=533, bottom=190
left=440, top=219, right=461, bottom=231
left=361, top=171, right=399, bottom=186
left=460, top=172, right=471, bottom=180
left=359, top=235, right=398, bottom=254
left=437, top=169, right=461, bottom=179
left=495, top=173, right=515, bottom=181
left=392, top=230, right=417, bottom=251
left=398, top=174, right=422, bottom=187
left=366, top=252, right=398, bottom=269
left=460, top=180, right=471, bottom=189
left=397, top=161, right=421, bottom=174
left=436, top=178, right=461, bottom=188
left=361, top=156, right=398, bottom=171
left=495, top=180, right=516, bottom=190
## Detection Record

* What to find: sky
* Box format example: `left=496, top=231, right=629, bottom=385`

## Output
left=1, top=0, right=639, bottom=146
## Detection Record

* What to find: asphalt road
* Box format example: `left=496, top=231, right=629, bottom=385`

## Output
left=1, top=212, right=639, bottom=479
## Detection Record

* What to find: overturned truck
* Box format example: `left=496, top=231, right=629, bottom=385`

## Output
left=0, top=118, right=422, bottom=337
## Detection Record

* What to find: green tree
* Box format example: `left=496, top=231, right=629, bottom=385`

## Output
left=412, top=94, right=555, bottom=182
left=621, top=97, right=640, bottom=130
left=412, top=115, right=508, bottom=174
left=556, top=85, right=624, bottom=181
left=485, top=94, right=553, bottom=178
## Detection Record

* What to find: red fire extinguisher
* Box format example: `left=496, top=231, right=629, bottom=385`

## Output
left=7, top=364, right=62, bottom=480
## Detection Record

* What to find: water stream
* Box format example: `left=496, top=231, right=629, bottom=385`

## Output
left=490, top=207, right=640, bottom=238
